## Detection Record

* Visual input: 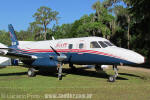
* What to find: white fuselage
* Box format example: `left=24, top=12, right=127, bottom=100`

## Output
left=18, top=37, right=145, bottom=65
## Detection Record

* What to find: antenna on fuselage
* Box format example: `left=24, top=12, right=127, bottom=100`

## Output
left=52, top=36, right=55, bottom=40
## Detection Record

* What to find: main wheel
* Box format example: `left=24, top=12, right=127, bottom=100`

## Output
left=28, top=68, right=36, bottom=77
left=108, top=75, right=116, bottom=82
left=58, top=75, right=62, bottom=80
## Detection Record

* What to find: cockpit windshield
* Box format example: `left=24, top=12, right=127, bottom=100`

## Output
left=98, top=41, right=115, bottom=48
left=90, top=41, right=115, bottom=48
left=98, top=41, right=108, bottom=48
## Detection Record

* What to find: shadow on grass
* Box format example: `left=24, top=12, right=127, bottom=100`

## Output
left=0, top=67, right=136, bottom=80
left=36, top=67, right=128, bottom=80
left=0, top=67, right=6, bottom=69
left=37, top=71, right=60, bottom=78
left=63, top=67, right=128, bottom=80
left=0, top=72, right=26, bottom=76
left=119, top=73, right=141, bottom=78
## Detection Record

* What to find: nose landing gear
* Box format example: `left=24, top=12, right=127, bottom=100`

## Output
left=108, top=65, right=118, bottom=82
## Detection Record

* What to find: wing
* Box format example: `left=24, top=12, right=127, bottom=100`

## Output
left=0, top=48, right=37, bottom=60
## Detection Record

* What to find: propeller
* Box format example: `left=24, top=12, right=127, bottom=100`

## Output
left=50, top=46, right=67, bottom=80
left=50, top=46, right=60, bottom=56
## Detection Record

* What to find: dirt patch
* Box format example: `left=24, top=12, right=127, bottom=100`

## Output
left=119, top=66, right=150, bottom=73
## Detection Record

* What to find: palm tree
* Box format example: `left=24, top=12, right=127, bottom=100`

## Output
left=92, top=1, right=113, bottom=38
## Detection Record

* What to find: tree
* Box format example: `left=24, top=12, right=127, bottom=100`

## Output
left=129, top=0, right=150, bottom=60
left=33, top=6, right=59, bottom=40
left=105, top=0, right=131, bottom=48
left=28, top=22, right=44, bottom=40
left=113, top=5, right=130, bottom=48
left=52, top=24, right=73, bottom=39
left=92, top=1, right=114, bottom=38
left=0, top=30, right=11, bottom=46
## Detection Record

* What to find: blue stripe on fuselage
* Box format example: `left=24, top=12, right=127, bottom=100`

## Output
left=67, top=53, right=134, bottom=65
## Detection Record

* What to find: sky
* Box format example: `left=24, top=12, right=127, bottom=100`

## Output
left=0, top=0, right=99, bottom=31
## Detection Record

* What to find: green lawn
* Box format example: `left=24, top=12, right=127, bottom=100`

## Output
left=0, top=65, right=150, bottom=100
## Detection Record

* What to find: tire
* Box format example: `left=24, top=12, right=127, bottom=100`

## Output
left=28, top=68, right=36, bottom=77
left=108, top=75, right=116, bottom=82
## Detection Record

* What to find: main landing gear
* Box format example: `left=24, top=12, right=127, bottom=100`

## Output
left=57, top=63, right=63, bottom=80
left=108, top=65, right=118, bottom=82
left=57, top=63, right=77, bottom=80
left=28, top=68, right=36, bottom=77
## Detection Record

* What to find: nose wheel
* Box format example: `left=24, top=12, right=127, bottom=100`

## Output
left=108, top=65, right=118, bottom=82
left=109, top=75, right=116, bottom=82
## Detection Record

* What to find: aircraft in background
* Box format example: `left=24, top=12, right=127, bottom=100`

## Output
left=0, top=24, right=145, bottom=82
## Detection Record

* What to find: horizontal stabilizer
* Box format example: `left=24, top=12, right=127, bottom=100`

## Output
left=0, top=48, right=37, bottom=60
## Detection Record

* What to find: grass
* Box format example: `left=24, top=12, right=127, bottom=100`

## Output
left=0, top=65, right=150, bottom=100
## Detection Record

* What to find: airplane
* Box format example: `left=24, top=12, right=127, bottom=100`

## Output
left=0, top=24, right=145, bottom=82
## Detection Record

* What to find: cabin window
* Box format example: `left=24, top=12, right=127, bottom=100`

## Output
left=90, top=41, right=101, bottom=48
left=79, top=43, right=84, bottom=49
left=68, top=44, right=73, bottom=49
left=98, top=41, right=107, bottom=48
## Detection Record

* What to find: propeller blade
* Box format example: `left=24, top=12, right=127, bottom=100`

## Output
left=50, top=46, right=60, bottom=56
left=50, top=46, right=66, bottom=80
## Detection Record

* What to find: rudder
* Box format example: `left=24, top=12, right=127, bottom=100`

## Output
left=8, top=24, right=19, bottom=46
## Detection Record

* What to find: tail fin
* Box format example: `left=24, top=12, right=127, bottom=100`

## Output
left=8, top=24, right=19, bottom=46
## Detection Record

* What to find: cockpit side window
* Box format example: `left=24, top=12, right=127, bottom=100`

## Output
left=98, top=41, right=107, bottom=48
left=90, top=41, right=101, bottom=48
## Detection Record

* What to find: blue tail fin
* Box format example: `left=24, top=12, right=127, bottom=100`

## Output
left=8, top=24, right=19, bottom=46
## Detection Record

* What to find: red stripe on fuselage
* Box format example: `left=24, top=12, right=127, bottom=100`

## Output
left=19, top=48, right=125, bottom=60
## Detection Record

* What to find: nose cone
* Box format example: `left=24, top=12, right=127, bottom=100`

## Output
left=125, top=49, right=145, bottom=64
left=107, top=47, right=145, bottom=64
left=117, top=47, right=145, bottom=64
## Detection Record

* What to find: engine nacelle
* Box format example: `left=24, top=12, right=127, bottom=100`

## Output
left=31, top=57, right=58, bottom=67
left=57, top=55, right=67, bottom=62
